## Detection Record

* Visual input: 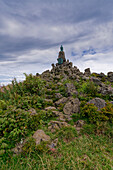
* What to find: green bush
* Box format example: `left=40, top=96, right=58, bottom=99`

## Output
left=81, top=103, right=98, bottom=123
left=0, top=100, right=7, bottom=110
left=80, top=81, right=98, bottom=97
left=100, top=102, right=113, bottom=123
left=81, top=102, right=113, bottom=123
left=23, top=73, right=45, bottom=95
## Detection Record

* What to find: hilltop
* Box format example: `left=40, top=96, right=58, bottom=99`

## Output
left=0, top=57, right=113, bottom=169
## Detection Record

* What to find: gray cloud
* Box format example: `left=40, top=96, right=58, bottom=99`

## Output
left=0, top=0, right=113, bottom=84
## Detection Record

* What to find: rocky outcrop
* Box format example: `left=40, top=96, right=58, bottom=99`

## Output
left=50, top=61, right=83, bottom=81
left=88, top=97, right=106, bottom=111
left=63, top=97, right=80, bottom=115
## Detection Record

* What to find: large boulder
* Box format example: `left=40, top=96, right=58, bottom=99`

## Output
left=88, top=97, right=106, bottom=111
left=32, top=130, right=50, bottom=145
left=63, top=97, right=80, bottom=115
left=84, top=68, right=91, bottom=76
left=65, top=83, right=78, bottom=96
left=107, top=72, right=113, bottom=82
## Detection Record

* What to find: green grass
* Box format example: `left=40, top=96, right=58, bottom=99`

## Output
left=0, top=134, right=113, bottom=170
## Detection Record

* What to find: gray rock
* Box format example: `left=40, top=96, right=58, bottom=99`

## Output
left=28, top=108, right=37, bottom=116
left=84, top=68, right=91, bottom=76
left=99, top=85, right=113, bottom=95
left=57, top=82, right=63, bottom=86
left=44, top=99, right=53, bottom=103
left=65, top=83, right=78, bottom=96
left=45, top=106, right=56, bottom=111
left=88, top=97, right=106, bottom=111
left=75, top=120, right=85, bottom=127
left=48, top=121, right=70, bottom=132
left=55, top=93, right=63, bottom=99
left=63, top=97, right=80, bottom=115
left=55, top=97, right=68, bottom=106
left=90, top=77, right=101, bottom=86
left=82, top=76, right=90, bottom=81
left=107, top=72, right=113, bottom=82
left=32, top=130, right=50, bottom=145
left=99, top=72, right=106, bottom=78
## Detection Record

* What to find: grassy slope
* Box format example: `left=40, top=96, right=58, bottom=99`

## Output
left=1, top=135, right=113, bottom=170
left=0, top=74, right=113, bottom=170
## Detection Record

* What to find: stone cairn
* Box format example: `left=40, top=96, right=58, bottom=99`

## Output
left=37, top=45, right=113, bottom=84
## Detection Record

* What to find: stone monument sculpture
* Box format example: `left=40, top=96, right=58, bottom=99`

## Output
left=57, top=45, right=66, bottom=65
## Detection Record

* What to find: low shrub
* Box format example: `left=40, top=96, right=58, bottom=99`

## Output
left=100, top=102, right=113, bottom=123
left=80, top=102, right=113, bottom=123
left=22, top=137, right=36, bottom=156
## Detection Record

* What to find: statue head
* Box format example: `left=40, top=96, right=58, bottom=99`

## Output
left=60, top=45, right=63, bottom=52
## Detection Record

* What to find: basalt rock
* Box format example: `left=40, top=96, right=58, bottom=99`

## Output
left=65, top=83, right=78, bottom=96
left=75, top=120, right=85, bottom=127
left=45, top=106, right=56, bottom=111
left=90, top=77, right=101, bottom=86
left=88, top=97, right=106, bottom=111
left=48, top=121, right=70, bottom=132
left=107, top=72, right=113, bottom=82
left=84, top=68, right=91, bottom=76
left=32, top=130, right=50, bottom=145
left=63, top=97, right=80, bottom=115
left=55, top=97, right=68, bottom=106
left=54, top=93, right=63, bottom=99
left=28, top=108, right=37, bottom=116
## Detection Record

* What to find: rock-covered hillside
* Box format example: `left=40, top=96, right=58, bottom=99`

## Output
left=0, top=59, right=113, bottom=169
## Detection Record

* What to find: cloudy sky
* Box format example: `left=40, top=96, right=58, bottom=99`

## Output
left=0, top=0, right=113, bottom=85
